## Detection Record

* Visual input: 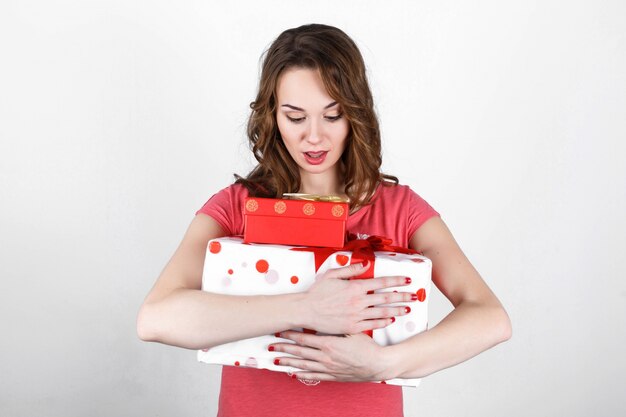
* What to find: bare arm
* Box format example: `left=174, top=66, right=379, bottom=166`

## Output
left=381, top=216, right=512, bottom=379
left=137, top=214, right=302, bottom=349
left=270, top=216, right=512, bottom=381
left=136, top=214, right=415, bottom=350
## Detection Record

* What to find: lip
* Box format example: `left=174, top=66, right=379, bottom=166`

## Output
left=303, top=151, right=328, bottom=165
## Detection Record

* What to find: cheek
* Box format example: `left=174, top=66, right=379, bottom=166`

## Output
left=277, top=122, right=301, bottom=152
left=278, top=126, right=294, bottom=144
left=334, top=121, right=350, bottom=145
left=276, top=119, right=289, bottom=141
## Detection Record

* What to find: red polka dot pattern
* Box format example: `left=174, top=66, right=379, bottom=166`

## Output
left=411, top=258, right=424, bottom=263
left=336, top=254, right=349, bottom=266
left=209, top=241, right=221, bottom=254
left=290, top=276, right=299, bottom=284
left=256, top=259, right=269, bottom=273
left=234, top=361, right=240, bottom=366
left=228, top=269, right=233, bottom=275
left=416, top=288, right=426, bottom=302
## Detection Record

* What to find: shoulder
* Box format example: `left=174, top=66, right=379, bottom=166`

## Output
left=375, top=182, right=422, bottom=201
left=198, top=183, right=249, bottom=210
left=195, top=183, right=249, bottom=236
left=376, top=181, right=440, bottom=233
left=219, top=183, right=250, bottom=198
left=365, top=182, right=427, bottom=213
left=224, top=183, right=249, bottom=200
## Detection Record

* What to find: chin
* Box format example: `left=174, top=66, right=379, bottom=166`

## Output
left=299, top=161, right=334, bottom=175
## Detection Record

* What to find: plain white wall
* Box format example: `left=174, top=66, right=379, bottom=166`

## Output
left=1, top=0, right=625, bottom=416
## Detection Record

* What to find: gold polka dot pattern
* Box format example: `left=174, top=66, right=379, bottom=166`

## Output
left=274, top=201, right=287, bottom=214
left=331, top=204, right=345, bottom=217
left=245, top=199, right=259, bottom=212
left=302, top=203, right=315, bottom=216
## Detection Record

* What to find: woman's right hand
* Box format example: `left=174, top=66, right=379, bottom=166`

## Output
left=300, top=261, right=416, bottom=335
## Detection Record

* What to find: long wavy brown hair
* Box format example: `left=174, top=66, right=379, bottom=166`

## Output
left=235, top=24, right=398, bottom=212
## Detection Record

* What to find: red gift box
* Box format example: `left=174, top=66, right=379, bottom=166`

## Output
left=243, top=197, right=349, bottom=247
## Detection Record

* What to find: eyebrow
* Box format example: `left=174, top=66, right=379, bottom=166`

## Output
left=281, top=101, right=338, bottom=111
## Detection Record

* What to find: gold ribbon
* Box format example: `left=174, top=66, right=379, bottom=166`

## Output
left=282, top=193, right=350, bottom=203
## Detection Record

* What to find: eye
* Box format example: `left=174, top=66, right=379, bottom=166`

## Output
left=325, top=113, right=343, bottom=122
left=286, top=115, right=305, bottom=124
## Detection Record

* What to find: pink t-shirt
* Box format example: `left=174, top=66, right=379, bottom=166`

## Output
left=196, top=182, right=439, bottom=417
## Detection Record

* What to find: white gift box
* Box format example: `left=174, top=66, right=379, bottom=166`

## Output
left=197, top=236, right=432, bottom=387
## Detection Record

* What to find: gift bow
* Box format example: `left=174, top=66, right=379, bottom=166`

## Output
left=291, top=235, right=419, bottom=273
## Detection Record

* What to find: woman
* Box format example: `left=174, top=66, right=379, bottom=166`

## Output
left=137, top=24, right=511, bottom=416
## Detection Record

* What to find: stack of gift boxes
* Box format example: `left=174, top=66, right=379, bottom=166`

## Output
left=197, top=195, right=432, bottom=387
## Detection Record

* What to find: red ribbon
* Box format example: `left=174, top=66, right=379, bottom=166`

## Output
left=291, top=235, right=418, bottom=273
left=291, top=236, right=419, bottom=337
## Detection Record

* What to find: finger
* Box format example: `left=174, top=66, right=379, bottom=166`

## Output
left=278, top=330, right=329, bottom=349
left=353, top=317, right=395, bottom=333
left=274, top=357, right=327, bottom=373
left=359, top=275, right=412, bottom=292
left=360, top=305, right=411, bottom=320
left=365, top=291, right=416, bottom=306
left=325, top=261, right=371, bottom=280
left=270, top=342, right=325, bottom=362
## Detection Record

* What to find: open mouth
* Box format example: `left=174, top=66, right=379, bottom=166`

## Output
left=303, top=151, right=328, bottom=165
left=305, top=151, right=326, bottom=158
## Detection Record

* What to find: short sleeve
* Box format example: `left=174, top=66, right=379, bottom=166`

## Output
left=406, top=187, right=440, bottom=239
left=195, top=184, right=248, bottom=236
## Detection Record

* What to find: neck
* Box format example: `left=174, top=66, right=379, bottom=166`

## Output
left=299, top=168, right=345, bottom=197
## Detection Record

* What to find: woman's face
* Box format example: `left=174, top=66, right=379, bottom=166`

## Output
left=275, top=67, right=350, bottom=178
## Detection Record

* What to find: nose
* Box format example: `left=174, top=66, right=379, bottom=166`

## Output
left=305, top=119, right=322, bottom=145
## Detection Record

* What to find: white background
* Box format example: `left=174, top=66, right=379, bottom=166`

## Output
left=1, top=1, right=625, bottom=416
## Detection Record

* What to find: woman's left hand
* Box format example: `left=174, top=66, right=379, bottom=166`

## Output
left=270, top=330, right=393, bottom=382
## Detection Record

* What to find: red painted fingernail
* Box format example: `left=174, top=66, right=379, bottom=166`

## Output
left=405, top=306, right=411, bottom=314
left=411, top=294, right=419, bottom=301
left=405, top=277, right=412, bottom=284
left=274, top=359, right=280, bottom=365
left=268, top=346, right=275, bottom=351
left=363, top=260, right=370, bottom=268
left=390, top=317, right=396, bottom=323
left=274, top=332, right=281, bottom=337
